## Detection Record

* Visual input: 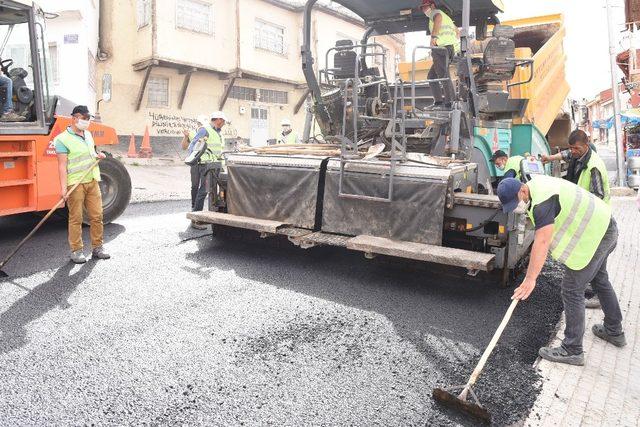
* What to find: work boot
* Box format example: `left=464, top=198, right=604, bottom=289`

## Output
left=538, top=346, right=585, bottom=366
left=585, top=295, right=601, bottom=309
left=592, top=324, right=627, bottom=347
left=0, top=110, right=26, bottom=122
left=191, top=220, right=207, bottom=230
left=70, top=250, right=87, bottom=264
left=92, top=246, right=111, bottom=260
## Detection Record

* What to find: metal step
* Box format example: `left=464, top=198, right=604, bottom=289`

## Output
left=346, top=235, right=495, bottom=271
left=187, top=212, right=286, bottom=234
left=297, top=232, right=351, bottom=248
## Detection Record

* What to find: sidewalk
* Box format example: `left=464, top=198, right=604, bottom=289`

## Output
left=525, top=196, right=640, bottom=426
left=124, top=163, right=191, bottom=203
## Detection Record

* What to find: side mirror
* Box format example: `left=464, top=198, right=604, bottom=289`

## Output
left=102, top=73, right=112, bottom=102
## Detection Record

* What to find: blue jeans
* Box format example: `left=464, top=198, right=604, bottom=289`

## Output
left=0, top=75, right=13, bottom=114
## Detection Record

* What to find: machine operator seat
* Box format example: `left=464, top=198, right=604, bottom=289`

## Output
left=333, top=40, right=357, bottom=80
left=474, top=25, right=517, bottom=87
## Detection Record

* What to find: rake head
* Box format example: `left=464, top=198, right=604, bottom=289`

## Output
left=433, top=386, right=491, bottom=424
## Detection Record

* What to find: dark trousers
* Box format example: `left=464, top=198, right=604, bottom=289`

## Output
left=192, top=163, right=210, bottom=212
left=190, top=164, right=200, bottom=210
left=561, top=218, right=623, bottom=354
left=428, top=45, right=455, bottom=105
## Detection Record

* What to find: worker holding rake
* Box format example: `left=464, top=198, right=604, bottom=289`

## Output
left=498, top=176, right=625, bottom=366
left=56, top=105, right=110, bottom=264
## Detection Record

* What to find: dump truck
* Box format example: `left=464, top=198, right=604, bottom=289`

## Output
left=189, top=0, right=542, bottom=284
left=0, top=0, right=131, bottom=223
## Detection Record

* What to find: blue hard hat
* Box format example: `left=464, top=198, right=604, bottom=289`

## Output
left=497, top=178, right=523, bottom=213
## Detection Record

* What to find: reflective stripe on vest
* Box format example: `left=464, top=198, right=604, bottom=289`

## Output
left=577, top=150, right=611, bottom=204
left=278, top=132, right=297, bottom=145
left=526, top=175, right=611, bottom=270
left=55, top=128, right=101, bottom=186
left=428, top=9, right=460, bottom=53
left=199, top=125, right=223, bottom=164
left=504, top=155, right=524, bottom=180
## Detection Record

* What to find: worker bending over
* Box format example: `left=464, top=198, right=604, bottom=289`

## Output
left=277, top=119, right=300, bottom=144
left=498, top=176, right=625, bottom=366
left=187, top=111, right=227, bottom=229
left=542, top=129, right=610, bottom=308
left=421, top=0, right=460, bottom=109
left=55, top=105, right=110, bottom=264
left=491, top=150, right=524, bottom=180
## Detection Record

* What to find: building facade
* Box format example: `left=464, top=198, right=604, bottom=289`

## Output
left=586, top=85, right=635, bottom=144
left=95, top=0, right=405, bottom=152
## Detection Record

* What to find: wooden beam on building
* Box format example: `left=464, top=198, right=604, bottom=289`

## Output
left=219, top=76, right=237, bottom=110
left=294, top=89, right=311, bottom=115
left=134, top=65, right=153, bottom=112
left=178, top=68, right=196, bottom=110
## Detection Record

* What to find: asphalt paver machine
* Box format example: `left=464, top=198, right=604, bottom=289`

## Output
left=189, top=0, right=537, bottom=284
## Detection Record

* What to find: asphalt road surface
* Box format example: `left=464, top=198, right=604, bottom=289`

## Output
left=0, top=201, right=564, bottom=426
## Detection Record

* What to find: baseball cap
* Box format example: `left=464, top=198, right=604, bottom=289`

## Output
left=211, top=111, right=229, bottom=122
left=490, top=149, right=508, bottom=163
left=497, top=178, right=523, bottom=213
left=71, top=105, right=91, bottom=117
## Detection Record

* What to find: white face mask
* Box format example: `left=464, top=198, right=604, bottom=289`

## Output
left=76, top=119, right=91, bottom=130
left=514, top=200, right=529, bottom=214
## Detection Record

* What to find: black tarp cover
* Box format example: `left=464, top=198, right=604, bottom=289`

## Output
left=226, top=155, right=325, bottom=230
left=321, top=163, right=448, bottom=245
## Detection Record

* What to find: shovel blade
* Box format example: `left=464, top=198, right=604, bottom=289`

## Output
left=432, top=387, right=491, bottom=424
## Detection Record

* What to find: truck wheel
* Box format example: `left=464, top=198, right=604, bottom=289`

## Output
left=98, top=156, right=131, bottom=224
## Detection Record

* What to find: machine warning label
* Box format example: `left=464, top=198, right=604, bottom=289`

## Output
left=44, top=125, right=62, bottom=157
left=3, top=161, right=15, bottom=169
left=44, top=140, right=57, bottom=157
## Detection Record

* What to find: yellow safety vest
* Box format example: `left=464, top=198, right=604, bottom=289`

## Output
left=55, top=128, right=101, bottom=186
left=577, top=150, right=611, bottom=204
left=198, top=125, right=223, bottom=164
left=428, top=9, right=460, bottom=53
left=277, top=132, right=298, bottom=145
left=527, top=176, right=611, bottom=271
left=504, top=155, right=524, bottom=181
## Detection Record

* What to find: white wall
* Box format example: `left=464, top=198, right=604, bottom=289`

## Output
left=39, top=0, right=99, bottom=109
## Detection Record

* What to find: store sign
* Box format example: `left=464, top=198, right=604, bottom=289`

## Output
left=64, top=34, right=79, bottom=44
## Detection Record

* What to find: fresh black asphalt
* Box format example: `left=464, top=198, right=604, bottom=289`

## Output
left=0, top=200, right=564, bottom=426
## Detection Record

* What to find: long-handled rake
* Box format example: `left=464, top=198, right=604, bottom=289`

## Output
left=0, top=160, right=100, bottom=278
left=433, top=298, right=519, bottom=423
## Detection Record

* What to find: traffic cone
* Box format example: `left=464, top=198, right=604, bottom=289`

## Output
left=139, top=126, right=153, bottom=158
left=126, top=133, right=138, bottom=158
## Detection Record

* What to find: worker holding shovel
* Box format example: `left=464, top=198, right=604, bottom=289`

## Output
left=498, top=176, right=625, bottom=366
left=55, top=105, right=110, bottom=264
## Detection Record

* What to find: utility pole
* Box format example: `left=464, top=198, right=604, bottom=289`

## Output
left=606, top=0, right=627, bottom=186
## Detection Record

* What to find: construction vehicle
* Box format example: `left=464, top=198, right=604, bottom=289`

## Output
left=399, top=13, right=571, bottom=184
left=0, top=0, right=130, bottom=223
left=189, top=0, right=553, bottom=283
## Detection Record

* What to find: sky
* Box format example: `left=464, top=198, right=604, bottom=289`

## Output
left=405, top=0, right=634, bottom=99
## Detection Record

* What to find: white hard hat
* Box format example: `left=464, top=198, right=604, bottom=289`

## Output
left=211, top=111, right=229, bottom=122
left=281, top=118, right=292, bottom=126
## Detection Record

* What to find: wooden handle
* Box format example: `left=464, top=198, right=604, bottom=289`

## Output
left=0, top=160, right=100, bottom=270
left=467, top=298, right=519, bottom=387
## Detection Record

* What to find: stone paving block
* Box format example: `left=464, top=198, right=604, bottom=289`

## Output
left=525, top=199, right=640, bottom=426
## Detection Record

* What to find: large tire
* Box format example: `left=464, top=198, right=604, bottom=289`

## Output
left=98, top=156, right=131, bottom=224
